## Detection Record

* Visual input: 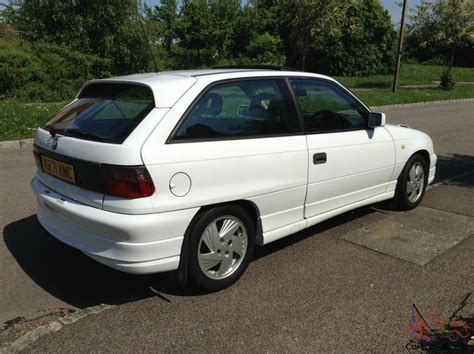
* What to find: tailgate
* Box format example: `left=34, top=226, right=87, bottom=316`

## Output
left=33, top=143, right=104, bottom=208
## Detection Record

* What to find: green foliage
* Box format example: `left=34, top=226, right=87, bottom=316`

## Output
left=252, top=0, right=396, bottom=76
left=177, top=0, right=210, bottom=59
left=406, top=0, right=474, bottom=67
left=324, top=0, right=396, bottom=76
left=148, top=0, right=179, bottom=52
left=0, top=37, right=112, bottom=101
left=4, top=0, right=398, bottom=77
left=175, top=0, right=245, bottom=66
left=5, top=0, right=153, bottom=75
left=253, top=0, right=347, bottom=71
left=439, top=68, right=456, bottom=90
left=244, top=33, right=285, bottom=65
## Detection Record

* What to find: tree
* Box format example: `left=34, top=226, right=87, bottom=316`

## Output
left=407, top=0, right=474, bottom=67
left=323, top=0, right=396, bottom=76
left=149, top=0, right=179, bottom=53
left=230, top=5, right=265, bottom=60
left=177, top=0, right=242, bottom=65
left=207, top=0, right=240, bottom=63
left=253, top=0, right=395, bottom=75
left=177, top=0, right=211, bottom=63
left=253, top=0, right=348, bottom=71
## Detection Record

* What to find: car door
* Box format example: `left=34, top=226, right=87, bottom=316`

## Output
left=143, top=77, right=308, bottom=239
left=288, top=78, right=395, bottom=219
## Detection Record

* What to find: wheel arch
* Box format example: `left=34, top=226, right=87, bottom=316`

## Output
left=177, top=199, right=263, bottom=285
left=413, top=149, right=430, bottom=169
left=196, top=199, right=262, bottom=244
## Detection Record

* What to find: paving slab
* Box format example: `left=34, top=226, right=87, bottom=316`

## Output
left=386, top=205, right=474, bottom=238
left=423, top=185, right=474, bottom=217
left=341, top=211, right=474, bottom=266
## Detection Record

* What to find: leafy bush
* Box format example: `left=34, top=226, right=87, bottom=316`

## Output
left=5, top=0, right=154, bottom=76
left=439, top=68, right=456, bottom=90
left=0, top=37, right=112, bottom=101
left=244, top=33, right=286, bottom=66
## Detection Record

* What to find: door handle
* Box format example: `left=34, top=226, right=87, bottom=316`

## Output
left=313, top=152, right=327, bottom=165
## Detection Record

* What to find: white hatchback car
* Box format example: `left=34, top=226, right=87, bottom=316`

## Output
left=32, top=67, right=436, bottom=291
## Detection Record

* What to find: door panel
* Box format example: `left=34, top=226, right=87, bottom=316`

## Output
left=305, top=128, right=394, bottom=216
left=288, top=78, right=395, bottom=218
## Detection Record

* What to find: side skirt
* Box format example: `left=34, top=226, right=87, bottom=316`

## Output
left=261, top=191, right=395, bottom=245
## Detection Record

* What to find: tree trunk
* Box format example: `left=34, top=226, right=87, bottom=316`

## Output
left=449, top=46, right=455, bottom=69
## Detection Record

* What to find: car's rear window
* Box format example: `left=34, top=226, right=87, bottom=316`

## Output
left=44, top=83, right=155, bottom=143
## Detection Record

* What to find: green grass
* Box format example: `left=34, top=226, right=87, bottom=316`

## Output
left=335, top=64, right=474, bottom=89
left=0, top=101, right=66, bottom=142
left=355, top=86, right=474, bottom=107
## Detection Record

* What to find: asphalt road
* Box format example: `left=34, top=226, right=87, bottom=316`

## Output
left=0, top=101, right=473, bottom=352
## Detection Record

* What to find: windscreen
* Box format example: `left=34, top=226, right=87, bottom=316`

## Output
left=44, top=83, right=155, bottom=143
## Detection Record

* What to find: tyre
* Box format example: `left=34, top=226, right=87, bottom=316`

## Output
left=185, top=205, right=255, bottom=292
left=448, top=332, right=459, bottom=342
left=394, top=154, right=428, bottom=210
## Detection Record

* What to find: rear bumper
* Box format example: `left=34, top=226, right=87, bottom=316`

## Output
left=31, top=177, right=199, bottom=274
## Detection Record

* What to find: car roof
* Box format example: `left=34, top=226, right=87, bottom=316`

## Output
left=78, top=69, right=336, bottom=108
left=108, top=68, right=333, bottom=80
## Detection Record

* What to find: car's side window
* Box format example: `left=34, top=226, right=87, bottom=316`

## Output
left=171, top=79, right=301, bottom=141
left=289, top=79, right=369, bottom=133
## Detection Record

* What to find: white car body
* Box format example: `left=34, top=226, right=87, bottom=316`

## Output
left=31, top=68, right=436, bottom=275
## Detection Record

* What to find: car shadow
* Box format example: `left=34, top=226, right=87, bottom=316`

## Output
left=434, top=153, right=474, bottom=188
left=4, top=205, right=378, bottom=305
left=2, top=215, right=161, bottom=308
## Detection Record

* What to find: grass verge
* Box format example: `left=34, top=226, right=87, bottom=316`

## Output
left=0, top=101, right=66, bottom=142
left=354, top=86, right=474, bottom=107
left=335, top=64, right=474, bottom=88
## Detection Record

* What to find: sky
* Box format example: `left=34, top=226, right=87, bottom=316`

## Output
left=380, top=0, right=421, bottom=25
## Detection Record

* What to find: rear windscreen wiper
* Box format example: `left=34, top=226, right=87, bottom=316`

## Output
left=57, top=128, right=105, bottom=141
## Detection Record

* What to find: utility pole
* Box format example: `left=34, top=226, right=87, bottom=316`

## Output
left=392, top=0, right=408, bottom=93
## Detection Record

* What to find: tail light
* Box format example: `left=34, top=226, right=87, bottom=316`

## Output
left=101, top=165, right=155, bottom=199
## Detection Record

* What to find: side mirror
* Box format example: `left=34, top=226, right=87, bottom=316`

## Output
left=368, top=112, right=386, bottom=128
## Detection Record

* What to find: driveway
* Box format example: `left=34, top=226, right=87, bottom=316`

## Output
left=1, top=101, right=473, bottom=351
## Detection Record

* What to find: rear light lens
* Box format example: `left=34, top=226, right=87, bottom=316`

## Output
left=101, top=165, right=155, bottom=199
